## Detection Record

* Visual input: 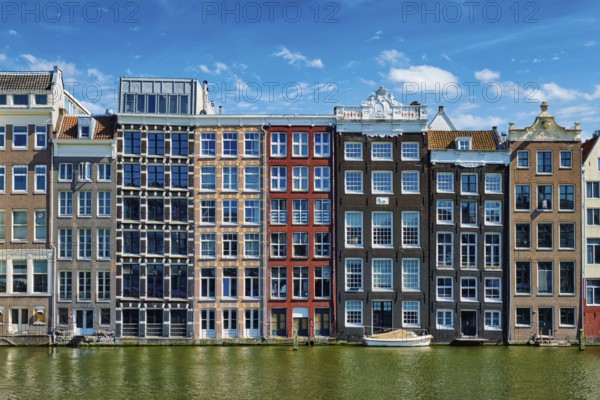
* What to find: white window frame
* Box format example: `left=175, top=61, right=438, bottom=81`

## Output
left=484, top=233, right=502, bottom=270
left=314, top=132, right=330, bottom=157
left=461, top=233, right=477, bottom=268
left=401, top=142, right=419, bottom=160
left=401, top=211, right=420, bottom=249
left=484, top=201, right=502, bottom=226
left=78, top=191, right=92, bottom=217
left=437, top=172, right=454, bottom=193
left=270, top=132, right=287, bottom=157
left=222, top=132, right=238, bottom=157
left=97, top=192, right=111, bottom=217
left=314, top=199, right=331, bottom=225
left=461, top=173, right=478, bottom=195
left=559, top=150, right=572, bottom=169
left=484, top=277, right=502, bottom=303
left=314, top=166, right=330, bottom=192
left=12, top=125, right=28, bottom=150
left=345, top=300, right=363, bottom=327
left=97, top=229, right=111, bottom=260
left=12, top=165, right=27, bottom=193
left=270, top=166, right=287, bottom=191
left=436, top=232, right=453, bottom=269
left=34, top=165, right=46, bottom=194
left=77, top=229, right=92, bottom=260
left=484, top=173, right=502, bottom=194
left=436, top=276, right=453, bottom=301
left=35, top=125, right=47, bottom=150
left=460, top=277, right=477, bottom=302
left=402, top=301, right=420, bottom=328
left=292, top=132, right=309, bottom=157
left=372, top=258, right=393, bottom=291
left=344, top=171, right=363, bottom=194
left=401, top=171, right=419, bottom=194
left=59, top=163, right=73, bottom=182
left=345, top=258, right=363, bottom=291
left=484, top=310, right=502, bottom=331
left=402, top=258, right=420, bottom=292
left=244, top=166, right=260, bottom=192
left=436, top=200, right=454, bottom=225
left=345, top=211, right=363, bottom=248
left=98, top=163, right=111, bottom=181
left=517, top=150, right=529, bottom=168
left=372, top=211, right=393, bottom=248
left=222, top=166, right=238, bottom=192
left=436, top=309, right=454, bottom=330
left=244, top=132, right=260, bottom=157
left=344, top=142, right=363, bottom=160
left=371, top=142, right=393, bottom=161
left=292, top=166, right=309, bottom=191
left=372, top=171, right=393, bottom=194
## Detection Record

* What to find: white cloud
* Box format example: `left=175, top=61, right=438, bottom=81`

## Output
left=526, top=83, right=600, bottom=103
left=474, top=69, right=500, bottom=83
left=367, top=30, right=383, bottom=41
left=376, top=49, right=409, bottom=66
left=585, top=40, right=597, bottom=47
left=388, top=65, right=459, bottom=93
left=343, top=61, right=358, bottom=69
left=454, top=102, right=479, bottom=113
left=0, top=53, right=6, bottom=62
left=451, top=113, right=505, bottom=130
left=552, top=56, right=560, bottom=61
left=199, top=62, right=229, bottom=75
left=8, top=30, right=17, bottom=36
left=86, top=68, right=111, bottom=84
left=20, top=54, right=79, bottom=78
left=273, top=47, right=324, bottom=69
left=532, top=58, right=543, bottom=63
left=440, top=52, right=452, bottom=62
left=359, top=77, right=376, bottom=87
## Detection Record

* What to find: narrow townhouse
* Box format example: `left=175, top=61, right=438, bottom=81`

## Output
left=508, top=103, right=582, bottom=343
left=582, top=132, right=600, bottom=342
left=265, top=120, right=335, bottom=340
left=53, top=114, right=117, bottom=342
left=427, top=127, right=509, bottom=343
left=114, top=77, right=212, bottom=340
left=334, top=87, right=429, bottom=341
left=194, top=117, right=264, bottom=341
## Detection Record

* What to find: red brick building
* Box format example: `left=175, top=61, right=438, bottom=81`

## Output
left=266, top=123, right=335, bottom=339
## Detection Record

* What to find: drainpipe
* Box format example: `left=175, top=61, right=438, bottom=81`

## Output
left=580, top=159, right=586, bottom=350
left=49, top=139, right=57, bottom=345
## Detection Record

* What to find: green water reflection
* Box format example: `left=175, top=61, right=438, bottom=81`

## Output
left=1, top=346, right=599, bottom=399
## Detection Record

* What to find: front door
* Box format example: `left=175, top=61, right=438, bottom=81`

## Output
left=538, top=307, right=554, bottom=337
left=74, top=309, right=94, bottom=336
left=460, top=311, right=477, bottom=337
left=372, top=301, right=393, bottom=333
left=10, top=308, right=28, bottom=333
left=314, top=308, right=330, bottom=337
left=293, top=318, right=309, bottom=337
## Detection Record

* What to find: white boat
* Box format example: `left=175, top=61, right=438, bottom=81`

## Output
left=363, top=329, right=433, bottom=347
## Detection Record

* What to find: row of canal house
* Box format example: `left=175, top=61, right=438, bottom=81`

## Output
left=2, top=68, right=598, bottom=343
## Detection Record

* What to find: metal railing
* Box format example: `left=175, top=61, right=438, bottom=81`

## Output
left=146, top=323, right=163, bottom=337
left=121, top=323, right=139, bottom=337
left=169, top=323, right=187, bottom=337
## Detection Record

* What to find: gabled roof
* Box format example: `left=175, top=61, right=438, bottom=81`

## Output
left=0, top=72, right=53, bottom=91
left=57, top=115, right=117, bottom=140
left=582, top=134, right=599, bottom=163
left=428, top=106, right=456, bottom=131
left=428, top=130, right=499, bottom=151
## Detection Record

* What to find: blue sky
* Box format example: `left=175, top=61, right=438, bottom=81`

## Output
left=1, top=0, right=599, bottom=137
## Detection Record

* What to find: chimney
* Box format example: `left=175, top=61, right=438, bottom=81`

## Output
left=219, top=106, right=223, bottom=115
left=438, top=105, right=444, bottom=113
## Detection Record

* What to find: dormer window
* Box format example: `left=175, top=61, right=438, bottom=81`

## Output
left=0, top=95, right=6, bottom=105
left=35, top=95, right=48, bottom=105
left=13, top=94, right=29, bottom=106
left=456, top=137, right=472, bottom=150
left=78, top=117, right=95, bottom=139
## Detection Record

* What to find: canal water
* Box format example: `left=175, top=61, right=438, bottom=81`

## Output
left=1, top=345, right=599, bottom=399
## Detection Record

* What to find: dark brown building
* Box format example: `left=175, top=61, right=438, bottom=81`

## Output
left=427, top=129, right=509, bottom=343
left=334, top=88, right=430, bottom=341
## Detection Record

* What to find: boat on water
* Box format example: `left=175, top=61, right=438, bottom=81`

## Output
left=363, top=329, right=433, bottom=347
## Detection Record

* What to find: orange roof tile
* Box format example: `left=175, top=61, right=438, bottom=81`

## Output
left=428, top=130, right=499, bottom=151
left=57, top=115, right=117, bottom=140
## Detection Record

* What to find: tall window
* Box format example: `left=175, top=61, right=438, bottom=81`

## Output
left=292, top=166, right=309, bottom=191
left=292, top=233, right=309, bottom=258
left=78, top=271, right=91, bottom=300
left=515, top=185, right=530, bottom=210
left=461, top=233, right=477, bottom=268
left=314, top=200, right=331, bottom=224
left=200, top=268, right=216, bottom=298
left=244, top=268, right=260, bottom=298
left=588, top=238, right=600, bottom=260
left=0, top=166, right=4, bottom=193
left=516, top=223, right=531, bottom=248
left=35, top=125, right=47, bottom=149
left=122, top=264, right=140, bottom=297
left=538, top=262, right=553, bottom=294
left=200, top=166, right=216, bottom=191
left=560, top=150, right=572, bottom=168
left=146, top=265, right=164, bottom=298
left=345, top=212, right=363, bottom=247
left=270, top=199, right=287, bottom=224
left=401, top=171, right=419, bottom=194
left=12, top=126, right=27, bottom=149
left=244, top=166, right=260, bottom=191
left=484, top=173, right=502, bottom=193
left=537, top=223, right=553, bottom=249
left=485, top=201, right=501, bottom=225
left=171, top=165, right=188, bottom=189
left=437, top=277, right=453, bottom=301
left=244, top=200, right=260, bottom=225
left=587, top=279, right=600, bottom=305
left=78, top=192, right=92, bottom=217
left=436, top=232, right=453, bottom=268
left=402, top=259, right=420, bottom=291
left=200, top=132, right=216, bottom=157
left=124, top=198, right=140, bottom=220
left=222, top=132, right=238, bottom=157
left=292, top=266, right=309, bottom=298
left=244, top=132, right=260, bottom=157
left=78, top=229, right=92, bottom=259
left=461, top=201, right=477, bottom=226
left=401, top=211, right=419, bottom=248
left=123, top=164, right=141, bottom=187
left=147, top=231, right=164, bottom=255
left=124, top=131, right=141, bottom=154
left=372, top=212, right=392, bottom=248
left=33, top=260, right=48, bottom=293
left=292, top=199, right=309, bottom=224
left=559, top=185, right=575, bottom=210
left=559, top=223, right=575, bottom=249
left=517, top=151, right=529, bottom=168
left=98, top=229, right=111, bottom=259
left=123, top=231, right=140, bottom=254
left=314, top=267, right=331, bottom=298
left=222, top=200, right=238, bottom=225
left=270, top=233, right=287, bottom=258
left=537, top=151, right=552, bottom=174
left=170, top=231, right=188, bottom=256
left=148, top=132, right=165, bottom=155
left=171, top=198, right=188, bottom=222
left=587, top=182, right=600, bottom=199
left=147, top=165, right=164, bottom=188
left=484, top=278, right=501, bottom=302
left=345, top=258, right=363, bottom=290
left=59, top=229, right=72, bottom=259
left=222, top=268, right=238, bottom=298
left=559, top=261, right=575, bottom=295
left=222, top=166, right=238, bottom=191
left=12, top=210, right=27, bottom=241
left=34, top=210, right=46, bottom=242
left=460, top=277, right=477, bottom=301
left=314, top=167, right=330, bottom=191
left=244, top=233, right=260, bottom=258
left=270, top=167, right=287, bottom=191
left=147, top=198, right=164, bottom=222
left=34, top=165, right=46, bottom=193
left=484, top=233, right=501, bottom=269
left=372, top=259, right=393, bottom=291
left=461, top=173, right=478, bottom=194
left=292, top=132, right=308, bottom=157
left=59, top=271, right=72, bottom=300
left=401, top=142, right=419, bottom=160
left=98, top=163, right=111, bottom=181
left=314, top=132, right=330, bottom=157
left=97, top=271, right=110, bottom=300
left=437, top=200, right=454, bottom=224
left=271, top=267, right=287, bottom=298
left=12, top=165, right=27, bottom=193
left=537, top=185, right=552, bottom=210
left=171, top=133, right=189, bottom=156
left=314, top=232, right=331, bottom=258
left=345, top=171, right=363, bottom=194
left=270, top=132, right=287, bottom=157
left=516, top=262, right=531, bottom=294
